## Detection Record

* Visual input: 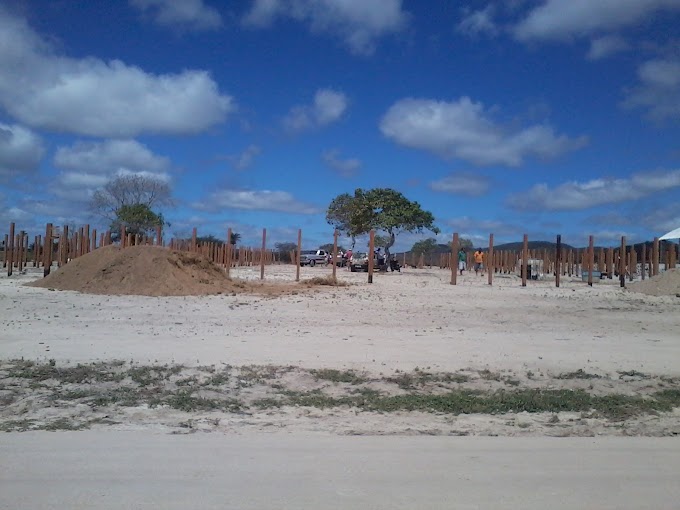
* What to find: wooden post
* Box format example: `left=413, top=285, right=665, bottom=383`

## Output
left=226, top=228, right=232, bottom=278
left=156, top=225, right=162, bottom=246
left=260, top=229, right=266, bottom=280
left=332, top=230, right=338, bottom=281
left=7, top=223, right=14, bottom=276
left=521, top=234, right=528, bottom=287
left=2, top=233, right=7, bottom=269
left=641, top=243, right=647, bottom=280
left=83, top=224, right=90, bottom=254
left=296, top=229, right=301, bottom=282
left=555, top=235, right=561, bottom=287
left=368, top=229, right=375, bottom=283
left=16, top=232, right=24, bottom=272
left=587, top=235, right=594, bottom=287
left=619, top=236, right=626, bottom=288
left=91, top=229, right=97, bottom=252
left=451, top=233, right=459, bottom=285
left=630, top=245, right=637, bottom=281
left=488, top=233, right=494, bottom=286
left=43, top=223, right=53, bottom=277
left=652, top=237, right=659, bottom=276
left=191, top=228, right=197, bottom=252
left=670, top=243, right=677, bottom=269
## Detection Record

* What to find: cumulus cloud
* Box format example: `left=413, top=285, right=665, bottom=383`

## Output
left=0, top=8, right=233, bottom=137
left=429, top=173, right=490, bottom=196
left=513, top=0, right=680, bottom=41
left=457, top=6, right=498, bottom=37
left=507, top=169, right=680, bottom=211
left=380, top=97, right=587, bottom=167
left=52, top=140, right=172, bottom=201
left=586, top=35, right=630, bottom=60
left=0, top=123, right=45, bottom=181
left=130, top=0, right=222, bottom=31
left=322, top=149, right=361, bottom=177
left=242, top=0, right=408, bottom=55
left=194, top=189, right=320, bottom=214
left=228, top=144, right=261, bottom=171
left=283, top=89, right=347, bottom=133
left=622, top=58, right=680, bottom=120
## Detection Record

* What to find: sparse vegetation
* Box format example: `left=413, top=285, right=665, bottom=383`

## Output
left=556, top=369, right=602, bottom=380
left=310, top=369, right=367, bottom=385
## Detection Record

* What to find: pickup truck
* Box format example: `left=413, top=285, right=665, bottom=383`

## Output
left=299, top=249, right=329, bottom=267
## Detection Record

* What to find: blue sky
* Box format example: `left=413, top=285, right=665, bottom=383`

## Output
left=1, top=0, right=679, bottom=251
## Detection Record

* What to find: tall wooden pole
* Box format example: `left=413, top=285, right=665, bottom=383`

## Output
left=260, top=228, right=266, bottom=280
left=450, top=233, right=459, bottom=285
left=3, top=233, right=7, bottom=269
left=368, top=229, right=375, bottom=284
left=226, top=228, right=232, bottom=278
left=332, top=230, right=338, bottom=281
left=7, top=223, right=15, bottom=276
left=555, top=235, right=561, bottom=287
left=619, top=236, right=626, bottom=288
left=521, top=234, right=528, bottom=287
left=44, top=223, right=53, bottom=277
left=587, top=235, right=594, bottom=287
left=295, top=229, right=301, bottom=282
left=487, top=233, right=494, bottom=286
left=652, top=237, right=659, bottom=276
left=641, top=243, right=646, bottom=280
left=192, top=227, right=197, bottom=253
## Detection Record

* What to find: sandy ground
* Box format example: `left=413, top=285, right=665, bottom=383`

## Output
left=1, top=432, right=679, bottom=510
left=1, top=264, right=678, bottom=375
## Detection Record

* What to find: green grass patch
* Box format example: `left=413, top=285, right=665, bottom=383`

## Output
left=309, top=369, right=368, bottom=385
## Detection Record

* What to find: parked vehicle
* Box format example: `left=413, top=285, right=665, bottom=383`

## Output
left=349, top=252, right=387, bottom=272
left=299, top=249, right=329, bottom=267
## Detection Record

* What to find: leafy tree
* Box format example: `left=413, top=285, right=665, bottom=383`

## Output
left=319, top=243, right=346, bottom=253
left=450, top=237, right=473, bottom=251
left=91, top=174, right=172, bottom=222
left=327, top=188, right=439, bottom=259
left=197, top=235, right=224, bottom=246
left=111, top=203, right=164, bottom=240
left=411, top=238, right=438, bottom=256
left=230, top=232, right=241, bottom=246
left=275, top=241, right=298, bottom=263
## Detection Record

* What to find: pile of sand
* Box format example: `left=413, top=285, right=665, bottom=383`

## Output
left=627, top=268, right=680, bottom=297
left=28, top=245, right=281, bottom=297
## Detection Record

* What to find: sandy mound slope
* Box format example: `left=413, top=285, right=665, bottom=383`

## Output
left=28, top=245, right=277, bottom=297
left=628, top=268, right=680, bottom=297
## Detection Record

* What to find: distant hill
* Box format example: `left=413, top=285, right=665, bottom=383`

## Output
left=493, top=241, right=575, bottom=251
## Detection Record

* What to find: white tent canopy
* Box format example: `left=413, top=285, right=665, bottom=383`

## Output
left=659, top=227, right=680, bottom=241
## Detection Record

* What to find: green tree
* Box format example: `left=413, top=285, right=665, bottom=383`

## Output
left=111, top=203, right=164, bottom=240
left=411, top=238, right=438, bottom=256
left=327, top=188, right=439, bottom=259
left=275, top=241, right=298, bottom=263
left=319, top=243, right=346, bottom=253
left=230, top=232, right=241, bottom=246
left=197, top=235, right=224, bottom=246
left=450, top=237, right=473, bottom=251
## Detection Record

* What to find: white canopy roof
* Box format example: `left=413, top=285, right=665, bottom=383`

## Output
left=659, top=227, right=680, bottom=240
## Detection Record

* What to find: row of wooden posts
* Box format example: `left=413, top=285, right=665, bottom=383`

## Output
left=445, top=233, right=677, bottom=288
left=3, top=222, right=677, bottom=287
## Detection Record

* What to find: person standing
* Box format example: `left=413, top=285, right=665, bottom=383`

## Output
left=473, top=248, right=484, bottom=276
left=458, top=248, right=467, bottom=275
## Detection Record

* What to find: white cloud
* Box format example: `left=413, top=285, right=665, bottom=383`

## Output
left=622, top=58, right=680, bottom=120
left=380, top=97, right=587, bottom=167
left=0, top=123, right=45, bottom=180
left=242, top=0, right=408, bottom=55
left=322, top=149, right=361, bottom=177
left=514, top=0, right=680, bottom=41
left=194, top=189, right=320, bottom=214
left=445, top=216, right=520, bottom=236
left=52, top=139, right=172, bottom=202
left=586, top=35, right=630, bottom=60
left=640, top=203, right=680, bottom=233
left=130, top=0, right=222, bottom=31
left=283, top=89, right=347, bottom=133
left=429, top=173, right=490, bottom=196
left=0, top=8, right=233, bottom=137
left=507, top=169, right=680, bottom=211
left=457, top=6, right=497, bottom=37
left=228, top=144, right=261, bottom=170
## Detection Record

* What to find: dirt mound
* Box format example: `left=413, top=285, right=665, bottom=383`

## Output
left=627, top=268, right=680, bottom=297
left=28, top=245, right=288, bottom=297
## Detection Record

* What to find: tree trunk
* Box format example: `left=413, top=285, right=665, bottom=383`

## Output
left=384, top=231, right=396, bottom=260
